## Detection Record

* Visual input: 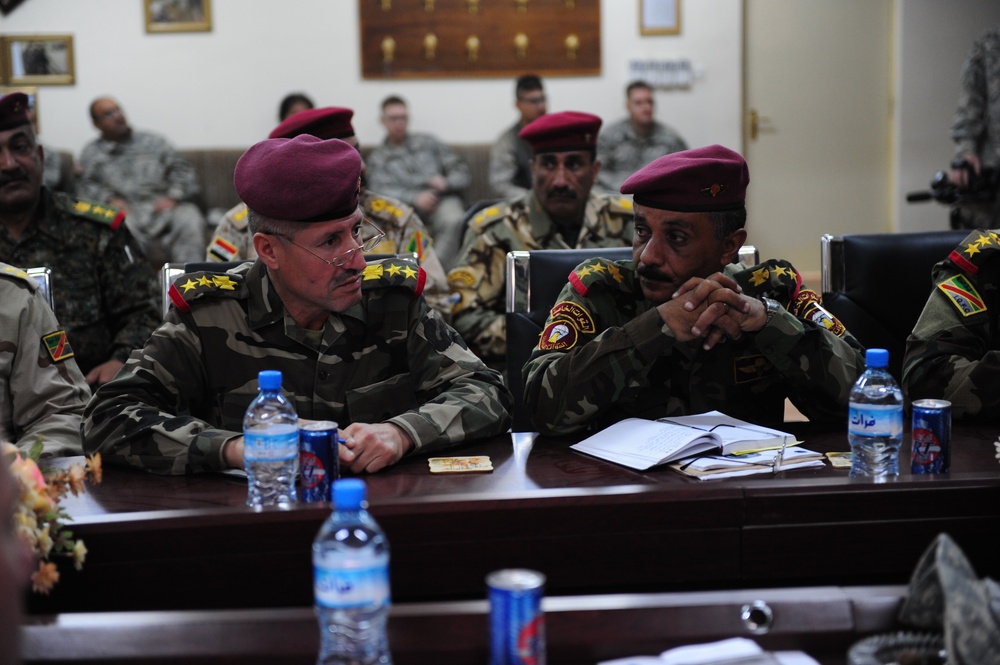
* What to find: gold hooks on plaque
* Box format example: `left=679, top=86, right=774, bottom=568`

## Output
left=468, top=0, right=479, bottom=13
left=381, top=0, right=391, bottom=10
left=424, top=0, right=434, bottom=10
left=466, top=35, right=481, bottom=62
left=565, top=34, right=579, bottom=60
left=565, top=0, right=575, bottom=7
left=514, top=33, right=529, bottom=60
left=423, top=33, right=438, bottom=59
left=381, top=37, right=396, bottom=64
left=515, top=0, right=527, bottom=13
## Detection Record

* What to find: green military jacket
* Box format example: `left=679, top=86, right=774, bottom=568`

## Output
left=82, top=259, right=512, bottom=475
left=523, top=257, right=865, bottom=435
left=448, top=191, right=634, bottom=365
left=903, top=229, right=1000, bottom=420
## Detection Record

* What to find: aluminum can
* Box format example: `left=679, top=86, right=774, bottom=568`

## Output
left=911, top=399, right=951, bottom=474
left=298, top=421, right=339, bottom=502
left=487, top=568, right=546, bottom=665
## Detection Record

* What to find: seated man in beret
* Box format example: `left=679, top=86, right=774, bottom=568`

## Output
left=449, top=111, right=634, bottom=370
left=902, top=229, right=1000, bottom=420
left=83, top=135, right=513, bottom=475
left=206, top=106, right=453, bottom=319
left=523, top=145, right=865, bottom=435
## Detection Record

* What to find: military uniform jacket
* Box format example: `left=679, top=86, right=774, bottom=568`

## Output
left=523, top=258, right=865, bottom=436
left=205, top=190, right=453, bottom=318
left=365, top=133, right=471, bottom=206
left=488, top=121, right=533, bottom=199
left=82, top=259, right=513, bottom=475
left=0, top=263, right=90, bottom=456
left=0, top=189, right=161, bottom=375
left=77, top=130, right=201, bottom=204
left=903, top=230, right=1000, bottom=420
left=448, top=191, right=634, bottom=363
left=596, top=118, right=688, bottom=194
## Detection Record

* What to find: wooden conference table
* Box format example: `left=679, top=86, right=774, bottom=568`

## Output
left=27, top=422, right=1000, bottom=616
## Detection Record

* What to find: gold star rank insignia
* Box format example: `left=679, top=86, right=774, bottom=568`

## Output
left=387, top=263, right=402, bottom=276
left=402, top=265, right=418, bottom=279
left=213, top=275, right=237, bottom=290
left=197, top=275, right=213, bottom=287
left=607, top=264, right=624, bottom=283
left=975, top=233, right=994, bottom=249
left=181, top=278, right=198, bottom=292
left=964, top=243, right=981, bottom=257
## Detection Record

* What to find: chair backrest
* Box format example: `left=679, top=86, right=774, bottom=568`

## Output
left=26, top=267, right=54, bottom=311
left=504, top=245, right=760, bottom=431
left=820, top=230, right=968, bottom=379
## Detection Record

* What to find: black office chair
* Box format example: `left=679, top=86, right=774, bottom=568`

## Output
left=820, top=230, right=968, bottom=379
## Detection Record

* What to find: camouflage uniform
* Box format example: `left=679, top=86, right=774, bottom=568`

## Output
left=0, top=189, right=161, bottom=376
left=81, top=259, right=512, bottom=475
left=902, top=229, right=1000, bottom=420
left=489, top=121, right=533, bottom=199
left=365, top=133, right=470, bottom=266
left=0, top=263, right=89, bottom=456
left=205, top=190, right=453, bottom=318
left=448, top=191, right=634, bottom=366
left=951, top=25, right=1000, bottom=229
left=77, top=130, right=206, bottom=262
left=596, top=119, right=688, bottom=194
left=523, top=257, right=865, bottom=435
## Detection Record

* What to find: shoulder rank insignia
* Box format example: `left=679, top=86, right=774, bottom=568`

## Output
left=0, top=264, right=36, bottom=288
left=224, top=204, right=249, bottom=231
left=470, top=204, right=509, bottom=232
left=59, top=195, right=126, bottom=230
left=42, top=330, right=74, bottom=363
left=168, top=271, right=245, bottom=313
left=936, top=273, right=986, bottom=317
left=736, top=259, right=802, bottom=300
left=568, top=258, right=630, bottom=297
left=365, top=196, right=408, bottom=221
left=948, top=230, right=1000, bottom=277
left=361, top=259, right=425, bottom=297
left=606, top=195, right=634, bottom=215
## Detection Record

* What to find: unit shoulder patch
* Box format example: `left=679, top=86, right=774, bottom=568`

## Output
left=936, top=273, right=987, bottom=317
left=538, top=320, right=579, bottom=351
left=361, top=258, right=425, bottom=297
left=57, top=194, right=125, bottom=230
left=42, top=330, right=74, bottom=363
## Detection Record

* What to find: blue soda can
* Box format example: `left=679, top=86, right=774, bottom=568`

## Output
left=487, top=568, right=546, bottom=665
left=911, top=399, right=951, bottom=474
left=298, top=421, right=339, bottom=502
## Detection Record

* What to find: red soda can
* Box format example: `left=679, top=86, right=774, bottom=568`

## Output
left=911, top=399, right=951, bottom=474
left=298, top=421, right=339, bottom=502
left=488, top=568, right=546, bottom=665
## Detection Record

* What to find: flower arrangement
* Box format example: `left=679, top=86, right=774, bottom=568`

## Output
left=2, top=439, right=102, bottom=595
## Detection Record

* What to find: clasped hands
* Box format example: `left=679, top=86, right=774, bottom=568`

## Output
left=656, top=272, right=769, bottom=350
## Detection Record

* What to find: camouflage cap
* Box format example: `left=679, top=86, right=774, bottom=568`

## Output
left=234, top=135, right=361, bottom=223
left=0, top=92, right=31, bottom=132
left=268, top=106, right=355, bottom=141
left=621, top=144, right=750, bottom=212
left=519, top=111, right=601, bottom=154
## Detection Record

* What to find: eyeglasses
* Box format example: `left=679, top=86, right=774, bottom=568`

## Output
left=517, top=95, right=547, bottom=105
left=272, top=219, right=386, bottom=268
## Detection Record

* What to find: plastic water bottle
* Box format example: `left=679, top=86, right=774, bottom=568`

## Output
left=314, top=479, right=392, bottom=665
left=243, top=370, right=299, bottom=507
left=848, top=348, right=904, bottom=479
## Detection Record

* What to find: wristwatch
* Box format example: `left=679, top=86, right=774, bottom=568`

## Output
left=760, top=297, right=782, bottom=325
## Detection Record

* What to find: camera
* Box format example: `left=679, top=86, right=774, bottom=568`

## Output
left=906, top=158, right=999, bottom=228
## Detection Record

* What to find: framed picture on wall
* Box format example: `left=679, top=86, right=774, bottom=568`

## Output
left=640, top=0, right=681, bottom=36
left=144, top=0, right=213, bottom=34
left=0, top=85, right=39, bottom=132
left=0, top=35, right=75, bottom=85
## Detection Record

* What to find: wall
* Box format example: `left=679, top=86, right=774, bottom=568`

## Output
left=894, top=0, right=1000, bottom=232
left=1, top=0, right=743, bottom=156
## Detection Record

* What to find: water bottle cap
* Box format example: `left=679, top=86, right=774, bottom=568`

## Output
left=257, top=370, right=282, bottom=391
left=865, top=348, right=889, bottom=369
left=333, top=478, right=366, bottom=510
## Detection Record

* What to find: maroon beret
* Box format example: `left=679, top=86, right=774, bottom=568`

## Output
left=234, top=135, right=362, bottom=223
left=620, top=144, right=749, bottom=212
left=268, top=106, right=355, bottom=141
left=0, top=92, right=31, bottom=132
left=518, top=111, right=601, bottom=154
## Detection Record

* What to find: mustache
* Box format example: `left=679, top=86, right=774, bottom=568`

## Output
left=637, top=266, right=674, bottom=283
left=0, top=169, right=30, bottom=187
left=545, top=187, right=578, bottom=199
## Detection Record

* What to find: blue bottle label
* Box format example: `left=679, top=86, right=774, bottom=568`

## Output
left=848, top=404, right=903, bottom=437
left=314, top=561, right=390, bottom=608
left=244, top=425, right=298, bottom=462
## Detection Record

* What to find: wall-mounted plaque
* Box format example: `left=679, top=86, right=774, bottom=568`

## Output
left=359, top=0, right=601, bottom=79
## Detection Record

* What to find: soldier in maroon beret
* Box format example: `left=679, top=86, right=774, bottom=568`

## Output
left=83, top=134, right=512, bottom=477
left=448, top=110, right=634, bottom=371
left=523, top=144, right=865, bottom=436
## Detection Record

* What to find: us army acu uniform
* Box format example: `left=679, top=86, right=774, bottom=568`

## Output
left=951, top=25, right=1000, bottom=229
left=206, top=190, right=453, bottom=318
left=77, top=130, right=206, bottom=262
left=82, top=257, right=512, bottom=475
left=0, top=190, right=161, bottom=376
left=0, top=263, right=89, bottom=456
left=524, top=258, right=865, bottom=435
left=448, top=191, right=634, bottom=366
left=489, top=121, right=534, bottom=198
left=903, top=229, right=1000, bottom=420
left=596, top=118, right=688, bottom=194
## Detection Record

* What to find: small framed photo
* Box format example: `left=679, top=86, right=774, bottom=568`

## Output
left=0, top=35, right=75, bottom=85
left=640, top=0, right=681, bottom=36
left=144, top=0, right=213, bottom=34
left=0, top=85, right=39, bottom=133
